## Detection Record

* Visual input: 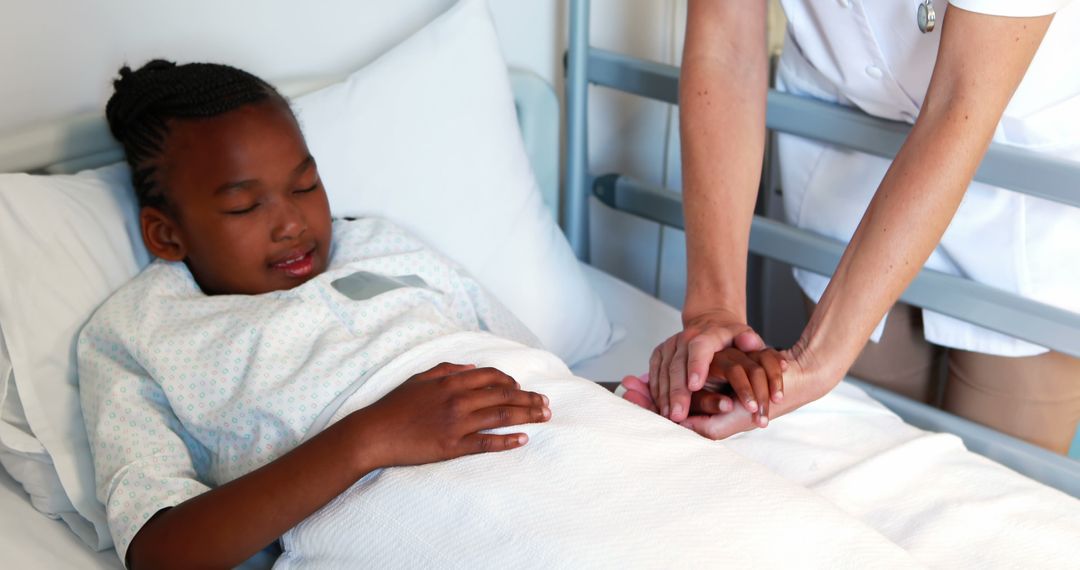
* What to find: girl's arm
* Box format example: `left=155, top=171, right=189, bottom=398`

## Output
left=126, top=363, right=550, bottom=569
left=683, top=6, right=1055, bottom=439
left=653, top=0, right=770, bottom=424
left=126, top=404, right=381, bottom=569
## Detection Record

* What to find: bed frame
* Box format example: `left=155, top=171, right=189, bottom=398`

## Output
left=561, top=0, right=1080, bottom=495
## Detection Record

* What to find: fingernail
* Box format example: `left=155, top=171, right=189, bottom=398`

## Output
left=773, top=391, right=783, bottom=402
left=689, top=373, right=700, bottom=388
left=542, top=394, right=550, bottom=405
left=672, top=403, right=683, bottom=418
left=517, top=434, right=528, bottom=445
left=661, top=405, right=670, bottom=417
left=747, top=400, right=758, bottom=413
left=760, top=416, right=769, bottom=427
left=542, top=407, right=551, bottom=419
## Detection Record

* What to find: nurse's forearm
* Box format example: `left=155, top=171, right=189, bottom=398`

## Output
left=794, top=7, right=1053, bottom=384
left=680, top=0, right=768, bottom=322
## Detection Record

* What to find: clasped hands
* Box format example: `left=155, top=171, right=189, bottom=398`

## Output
left=620, top=311, right=791, bottom=440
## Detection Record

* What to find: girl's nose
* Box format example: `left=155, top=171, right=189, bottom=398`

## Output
left=271, top=200, right=307, bottom=242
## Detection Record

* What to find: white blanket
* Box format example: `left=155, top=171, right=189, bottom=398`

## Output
left=275, top=332, right=915, bottom=569
left=723, top=383, right=1080, bottom=569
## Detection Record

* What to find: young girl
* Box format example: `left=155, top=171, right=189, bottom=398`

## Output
left=79, top=60, right=558, bottom=569
left=79, top=60, right=791, bottom=569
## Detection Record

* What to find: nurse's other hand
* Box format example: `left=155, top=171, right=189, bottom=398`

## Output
left=650, top=310, right=765, bottom=423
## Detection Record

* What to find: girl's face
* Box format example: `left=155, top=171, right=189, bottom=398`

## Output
left=140, top=99, right=333, bottom=295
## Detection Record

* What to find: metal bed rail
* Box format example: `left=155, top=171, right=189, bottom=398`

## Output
left=564, top=0, right=1080, bottom=488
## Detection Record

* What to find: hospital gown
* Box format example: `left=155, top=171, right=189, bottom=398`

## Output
left=76, top=217, right=540, bottom=562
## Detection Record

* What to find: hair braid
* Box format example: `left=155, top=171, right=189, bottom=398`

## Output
left=105, top=59, right=283, bottom=209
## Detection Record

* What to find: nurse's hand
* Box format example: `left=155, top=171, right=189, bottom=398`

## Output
left=649, top=309, right=767, bottom=423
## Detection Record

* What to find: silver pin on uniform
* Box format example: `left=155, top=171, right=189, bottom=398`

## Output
left=917, top=0, right=936, bottom=33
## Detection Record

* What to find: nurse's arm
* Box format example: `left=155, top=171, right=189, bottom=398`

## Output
left=651, top=0, right=769, bottom=423
left=788, top=8, right=1054, bottom=406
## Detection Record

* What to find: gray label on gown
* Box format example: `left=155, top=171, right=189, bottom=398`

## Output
left=331, top=271, right=431, bottom=301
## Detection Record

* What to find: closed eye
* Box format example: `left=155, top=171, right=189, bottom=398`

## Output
left=225, top=203, right=259, bottom=216
left=294, top=182, right=319, bottom=194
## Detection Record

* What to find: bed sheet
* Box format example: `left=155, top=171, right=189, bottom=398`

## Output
left=570, top=263, right=680, bottom=381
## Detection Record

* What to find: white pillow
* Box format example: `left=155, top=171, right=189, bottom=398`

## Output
left=0, top=325, right=72, bottom=519
left=292, top=0, right=614, bottom=365
left=0, top=163, right=147, bottom=550
left=0, top=0, right=614, bottom=550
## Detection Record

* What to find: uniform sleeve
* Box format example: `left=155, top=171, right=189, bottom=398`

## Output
left=78, top=312, right=211, bottom=566
left=948, top=0, right=1072, bottom=17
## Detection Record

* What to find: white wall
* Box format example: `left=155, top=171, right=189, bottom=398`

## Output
left=0, top=0, right=577, bottom=131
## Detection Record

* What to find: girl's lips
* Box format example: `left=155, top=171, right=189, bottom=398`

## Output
left=271, top=249, right=316, bottom=278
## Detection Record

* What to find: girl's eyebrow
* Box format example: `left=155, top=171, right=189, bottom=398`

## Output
left=214, top=179, right=256, bottom=195
left=213, top=155, right=314, bottom=195
left=291, top=155, right=314, bottom=178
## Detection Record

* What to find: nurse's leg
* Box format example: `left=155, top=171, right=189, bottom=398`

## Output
left=802, top=297, right=943, bottom=403
left=944, top=350, right=1080, bottom=454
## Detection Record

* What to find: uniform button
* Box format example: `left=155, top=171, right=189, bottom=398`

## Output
left=865, top=65, right=884, bottom=79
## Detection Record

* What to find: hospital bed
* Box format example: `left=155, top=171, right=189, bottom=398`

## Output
left=0, top=0, right=1078, bottom=567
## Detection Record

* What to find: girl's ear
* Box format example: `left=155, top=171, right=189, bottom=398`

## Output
left=140, top=206, right=187, bottom=261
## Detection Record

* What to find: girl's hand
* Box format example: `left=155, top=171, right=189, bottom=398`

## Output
left=356, top=362, right=551, bottom=468
left=708, top=347, right=787, bottom=427
left=649, top=310, right=765, bottom=423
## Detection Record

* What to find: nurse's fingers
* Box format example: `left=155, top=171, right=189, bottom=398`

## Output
left=622, top=373, right=652, bottom=410
left=679, top=408, right=754, bottom=441
left=685, top=333, right=726, bottom=392
left=620, top=375, right=651, bottom=397
left=623, top=388, right=658, bottom=413
left=733, top=330, right=765, bottom=352
left=655, top=336, right=678, bottom=419
left=667, top=338, right=693, bottom=422
left=648, top=346, right=663, bottom=405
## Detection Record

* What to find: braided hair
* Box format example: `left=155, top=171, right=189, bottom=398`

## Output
left=105, top=59, right=284, bottom=210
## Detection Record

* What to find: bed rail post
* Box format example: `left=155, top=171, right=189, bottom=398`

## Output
left=564, top=0, right=590, bottom=261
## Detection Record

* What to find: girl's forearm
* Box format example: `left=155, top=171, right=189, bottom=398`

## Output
left=126, top=410, right=382, bottom=570
left=680, top=0, right=768, bottom=322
